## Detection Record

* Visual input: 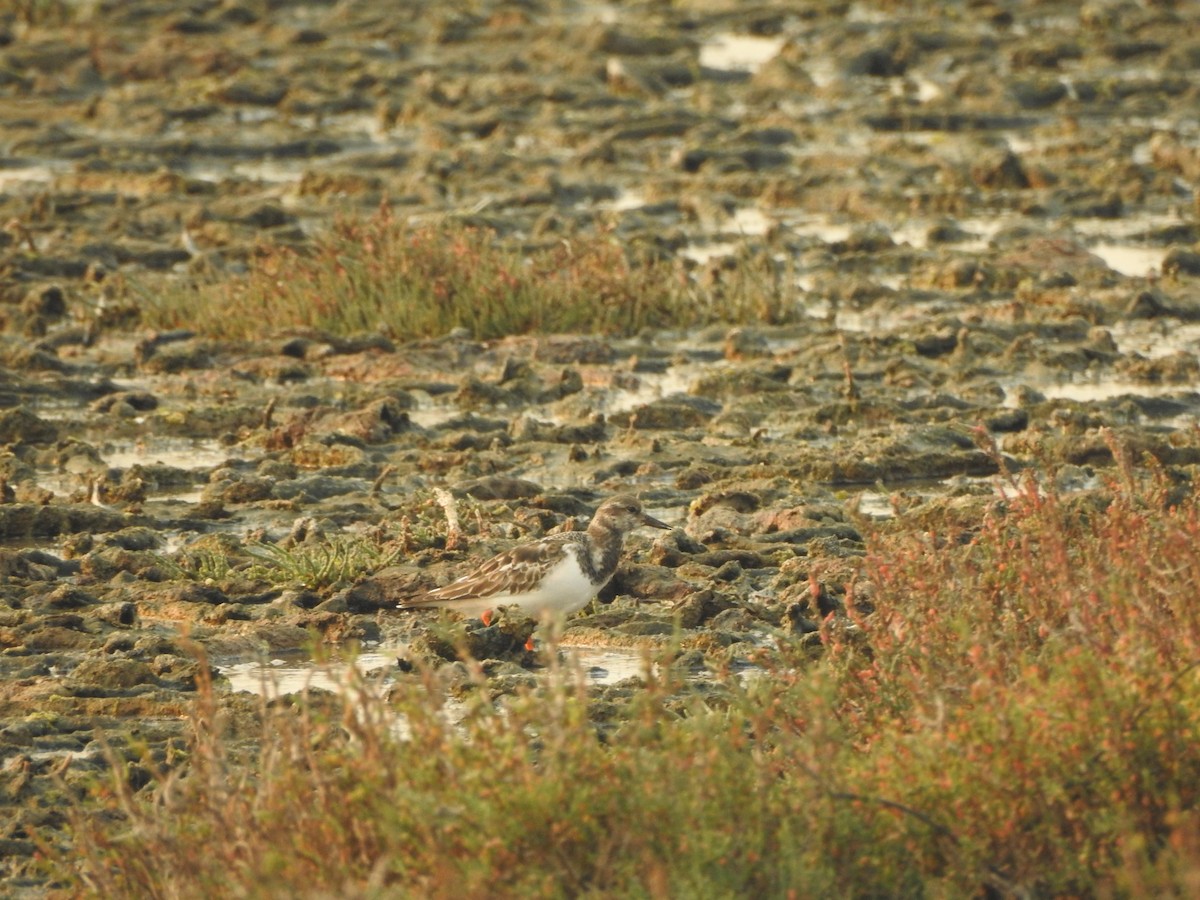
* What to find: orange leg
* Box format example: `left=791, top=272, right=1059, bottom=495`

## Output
left=480, top=609, right=494, bottom=626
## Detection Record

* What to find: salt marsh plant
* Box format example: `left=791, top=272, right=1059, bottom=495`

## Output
left=139, top=203, right=800, bottom=340
left=244, top=536, right=404, bottom=593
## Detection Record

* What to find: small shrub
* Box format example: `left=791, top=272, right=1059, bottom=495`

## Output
left=138, top=204, right=801, bottom=340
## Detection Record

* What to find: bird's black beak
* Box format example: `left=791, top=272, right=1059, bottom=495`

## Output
left=641, top=510, right=671, bottom=530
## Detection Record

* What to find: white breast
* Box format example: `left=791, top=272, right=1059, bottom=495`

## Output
left=482, top=552, right=602, bottom=618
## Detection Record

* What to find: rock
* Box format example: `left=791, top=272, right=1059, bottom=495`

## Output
left=103, top=633, right=137, bottom=653
left=0, top=504, right=128, bottom=540
left=720, top=328, right=768, bottom=362
left=90, top=391, right=158, bottom=413
left=315, top=397, right=414, bottom=443
left=972, top=149, right=1031, bottom=190
left=914, top=329, right=959, bottom=357
left=462, top=477, right=543, bottom=500
left=0, top=551, right=50, bottom=581
left=608, top=396, right=720, bottom=430
left=1163, top=249, right=1200, bottom=277
left=926, top=221, right=977, bottom=244
left=614, top=620, right=676, bottom=637
left=0, top=408, right=57, bottom=445
left=463, top=613, right=536, bottom=662
left=673, top=589, right=738, bottom=628
left=455, top=377, right=513, bottom=409
left=690, top=366, right=790, bottom=398
left=693, top=548, right=774, bottom=569
left=209, top=476, right=274, bottom=504
left=21, top=285, right=66, bottom=318
left=713, top=560, right=743, bottom=582
left=17, top=624, right=94, bottom=650
left=591, top=27, right=692, bottom=57
left=271, top=474, right=371, bottom=501
left=238, top=204, right=294, bottom=228
left=68, top=656, right=159, bottom=691
left=1124, top=290, right=1167, bottom=319
left=104, top=527, right=162, bottom=551
left=751, top=43, right=813, bottom=91
left=249, top=622, right=318, bottom=651
left=985, top=409, right=1029, bottom=433
left=830, top=226, right=894, bottom=254
left=510, top=416, right=605, bottom=443
left=1009, top=77, right=1068, bottom=108
left=693, top=490, right=761, bottom=515
left=41, top=587, right=97, bottom=609
left=160, top=583, right=229, bottom=606
left=844, top=43, right=907, bottom=77
left=217, top=77, right=289, bottom=106
left=139, top=343, right=213, bottom=374
left=607, top=563, right=685, bottom=601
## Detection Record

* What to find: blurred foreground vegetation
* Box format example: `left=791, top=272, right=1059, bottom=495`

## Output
left=58, top=447, right=1200, bottom=897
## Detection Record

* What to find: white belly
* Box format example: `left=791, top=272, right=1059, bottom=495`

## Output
left=433, top=554, right=602, bottom=619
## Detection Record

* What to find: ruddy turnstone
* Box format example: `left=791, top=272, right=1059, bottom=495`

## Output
left=398, top=494, right=670, bottom=621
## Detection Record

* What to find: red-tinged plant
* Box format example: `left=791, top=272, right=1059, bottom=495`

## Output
left=813, top=439, right=1200, bottom=893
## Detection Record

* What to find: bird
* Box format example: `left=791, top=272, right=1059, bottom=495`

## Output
left=398, top=494, right=671, bottom=622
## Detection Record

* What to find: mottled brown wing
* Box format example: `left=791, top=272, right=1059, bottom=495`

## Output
left=405, top=534, right=576, bottom=605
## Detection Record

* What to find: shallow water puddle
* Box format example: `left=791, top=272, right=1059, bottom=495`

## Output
left=958, top=470, right=1105, bottom=502
left=853, top=491, right=898, bottom=519
left=222, top=651, right=400, bottom=698
left=599, top=187, right=649, bottom=213
left=1041, top=211, right=1183, bottom=277
left=102, top=436, right=237, bottom=471
left=559, top=647, right=657, bottom=684
left=406, top=394, right=461, bottom=429
left=1036, top=379, right=1199, bottom=404
left=221, top=647, right=657, bottom=699
left=1109, top=320, right=1200, bottom=359
left=854, top=477, right=972, bottom=519
left=859, top=468, right=1114, bottom=518
left=0, top=534, right=67, bottom=553
left=187, top=158, right=312, bottom=185
left=0, top=161, right=65, bottom=190
left=699, top=33, right=785, bottom=73
left=600, top=365, right=703, bottom=416
left=729, top=206, right=774, bottom=236
left=681, top=240, right=741, bottom=265
left=1089, top=243, right=1164, bottom=277
left=790, top=216, right=854, bottom=244
left=800, top=298, right=928, bottom=333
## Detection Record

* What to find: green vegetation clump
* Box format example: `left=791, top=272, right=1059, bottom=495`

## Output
left=61, top=458, right=1200, bottom=896
left=141, top=205, right=799, bottom=340
left=243, top=536, right=404, bottom=592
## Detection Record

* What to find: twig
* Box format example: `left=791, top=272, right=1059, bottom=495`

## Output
left=370, top=464, right=395, bottom=497
left=434, top=487, right=464, bottom=550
